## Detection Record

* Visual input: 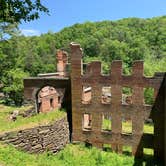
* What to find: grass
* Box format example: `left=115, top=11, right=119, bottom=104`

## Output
left=0, top=104, right=154, bottom=135
left=0, top=104, right=66, bottom=134
left=102, top=118, right=112, bottom=131
left=143, top=122, right=154, bottom=134
left=0, top=143, right=134, bottom=166
left=0, top=105, right=161, bottom=165
left=0, top=143, right=163, bottom=166
left=102, top=119, right=155, bottom=162
left=102, top=119, right=154, bottom=134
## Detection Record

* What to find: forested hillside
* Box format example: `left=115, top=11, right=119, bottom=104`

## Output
left=0, top=16, right=166, bottom=105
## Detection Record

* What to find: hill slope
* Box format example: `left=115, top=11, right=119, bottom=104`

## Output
left=0, top=16, right=166, bottom=105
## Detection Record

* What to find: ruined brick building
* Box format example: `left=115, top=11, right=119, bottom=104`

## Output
left=34, top=50, right=67, bottom=113
left=37, top=86, right=61, bottom=113
left=24, top=43, right=166, bottom=163
left=34, top=49, right=104, bottom=113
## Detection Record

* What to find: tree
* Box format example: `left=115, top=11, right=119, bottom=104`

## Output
left=0, top=0, right=49, bottom=23
left=0, top=0, right=49, bottom=39
left=2, top=68, right=29, bottom=106
left=0, top=21, right=19, bottom=40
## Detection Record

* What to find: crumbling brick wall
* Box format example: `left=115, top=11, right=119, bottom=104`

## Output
left=37, top=86, right=62, bottom=113
left=37, top=86, right=66, bottom=113
left=70, top=43, right=165, bottom=161
left=56, top=50, right=68, bottom=76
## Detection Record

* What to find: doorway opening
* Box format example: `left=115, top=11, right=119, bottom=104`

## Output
left=36, top=86, right=65, bottom=113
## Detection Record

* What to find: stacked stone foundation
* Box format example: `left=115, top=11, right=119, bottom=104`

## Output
left=0, top=117, right=69, bottom=153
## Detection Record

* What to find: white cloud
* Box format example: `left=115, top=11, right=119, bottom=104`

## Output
left=21, top=29, right=41, bottom=36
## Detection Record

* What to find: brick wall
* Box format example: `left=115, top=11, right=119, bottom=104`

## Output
left=37, top=86, right=61, bottom=113
left=70, top=43, right=165, bottom=161
left=56, top=50, right=68, bottom=76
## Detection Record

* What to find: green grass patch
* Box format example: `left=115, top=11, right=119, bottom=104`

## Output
left=0, top=143, right=163, bottom=166
left=0, top=104, right=66, bottom=133
left=0, top=143, right=134, bottom=166
left=102, top=119, right=154, bottom=134
left=123, top=146, right=132, bottom=156
left=143, top=148, right=154, bottom=156
left=143, top=123, right=154, bottom=134
left=102, top=118, right=111, bottom=131
left=122, top=120, right=132, bottom=134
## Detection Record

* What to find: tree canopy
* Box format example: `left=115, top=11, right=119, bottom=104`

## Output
left=0, top=0, right=49, bottom=23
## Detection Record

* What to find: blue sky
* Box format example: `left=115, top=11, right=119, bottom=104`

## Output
left=19, top=0, right=166, bottom=36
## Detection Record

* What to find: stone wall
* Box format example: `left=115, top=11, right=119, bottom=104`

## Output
left=0, top=117, right=69, bottom=153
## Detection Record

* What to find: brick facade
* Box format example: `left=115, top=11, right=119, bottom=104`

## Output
left=70, top=43, right=166, bottom=161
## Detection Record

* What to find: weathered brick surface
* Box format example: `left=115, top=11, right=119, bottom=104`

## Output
left=70, top=43, right=166, bottom=161
left=37, top=86, right=63, bottom=113
left=56, top=50, right=68, bottom=76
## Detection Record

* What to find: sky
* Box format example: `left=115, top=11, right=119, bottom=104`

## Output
left=19, top=0, right=166, bottom=36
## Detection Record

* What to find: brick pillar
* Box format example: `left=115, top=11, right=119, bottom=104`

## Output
left=70, top=43, right=83, bottom=141
left=110, top=60, right=122, bottom=153
left=132, top=61, right=144, bottom=158
left=40, top=98, right=51, bottom=113
left=56, top=50, right=68, bottom=76
left=52, top=96, right=58, bottom=109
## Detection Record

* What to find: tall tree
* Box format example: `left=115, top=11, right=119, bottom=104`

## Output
left=0, top=0, right=49, bottom=23
left=0, top=21, right=19, bottom=40
left=0, top=0, right=49, bottom=39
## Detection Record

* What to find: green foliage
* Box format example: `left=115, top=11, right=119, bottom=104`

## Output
left=122, top=87, right=132, bottom=95
left=102, top=118, right=111, bottom=131
left=2, top=68, right=29, bottom=106
left=0, top=0, right=49, bottom=23
left=0, top=0, right=49, bottom=39
left=144, top=88, right=154, bottom=105
left=0, top=16, right=166, bottom=105
left=0, top=21, right=19, bottom=40
left=144, top=57, right=166, bottom=76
